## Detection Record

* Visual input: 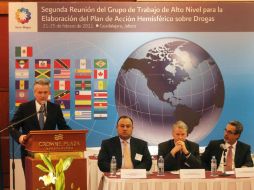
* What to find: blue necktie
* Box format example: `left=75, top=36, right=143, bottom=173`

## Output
left=39, top=105, right=44, bottom=129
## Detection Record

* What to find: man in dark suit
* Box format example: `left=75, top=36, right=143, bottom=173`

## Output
left=158, top=120, right=202, bottom=171
left=201, top=120, right=253, bottom=171
left=97, top=115, right=152, bottom=172
left=10, top=79, right=71, bottom=171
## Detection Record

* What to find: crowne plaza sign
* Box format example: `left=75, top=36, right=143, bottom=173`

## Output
left=25, top=130, right=87, bottom=153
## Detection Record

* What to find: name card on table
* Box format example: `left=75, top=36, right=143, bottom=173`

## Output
left=121, top=169, right=147, bottom=179
left=180, top=169, right=205, bottom=179
left=235, top=167, right=254, bottom=178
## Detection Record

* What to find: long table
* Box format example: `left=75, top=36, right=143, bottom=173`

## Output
left=101, top=172, right=254, bottom=190
left=86, top=146, right=207, bottom=190
left=87, top=156, right=158, bottom=190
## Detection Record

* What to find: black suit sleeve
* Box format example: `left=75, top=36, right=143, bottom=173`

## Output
left=201, top=141, right=215, bottom=170
left=97, top=140, right=110, bottom=172
left=9, top=103, right=28, bottom=143
left=185, top=143, right=202, bottom=169
left=158, top=142, right=179, bottom=171
left=97, top=138, right=123, bottom=172
left=236, top=143, right=253, bottom=168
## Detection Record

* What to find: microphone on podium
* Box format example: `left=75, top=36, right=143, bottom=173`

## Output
left=1, top=111, right=39, bottom=133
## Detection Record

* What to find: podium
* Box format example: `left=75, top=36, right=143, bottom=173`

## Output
left=25, top=130, right=87, bottom=190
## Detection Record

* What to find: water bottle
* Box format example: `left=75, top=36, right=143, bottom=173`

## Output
left=210, top=155, right=217, bottom=177
left=157, top=155, right=165, bottom=176
left=110, top=156, right=117, bottom=177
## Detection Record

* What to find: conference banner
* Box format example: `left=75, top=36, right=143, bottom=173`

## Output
left=9, top=1, right=254, bottom=154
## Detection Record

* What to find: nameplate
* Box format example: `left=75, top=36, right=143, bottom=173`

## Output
left=180, top=169, right=205, bottom=179
left=235, top=167, right=254, bottom=178
left=121, top=169, right=147, bottom=179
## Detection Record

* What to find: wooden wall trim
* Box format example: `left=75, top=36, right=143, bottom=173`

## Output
left=0, top=88, right=9, bottom=92
left=0, top=2, right=8, bottom=15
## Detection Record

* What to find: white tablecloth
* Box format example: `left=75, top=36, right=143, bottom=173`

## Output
left=87, top=157, right=103, bottom=190
left=86, top=148, right=254, bottom=190
left=87, top=156, right=158, bottom=190
left=101, top=173, right=254, bottom=190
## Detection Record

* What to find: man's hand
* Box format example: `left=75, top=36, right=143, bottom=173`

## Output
left=18, top=135, right=27, bottom=146
left=176, top=140, right=189, bottom=155
left=170, top=141, right=183, bottom=157
left=171, top=140, right=189, bottom=157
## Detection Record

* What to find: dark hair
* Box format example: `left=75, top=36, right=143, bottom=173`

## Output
left=117, top=115, right=133, bottom=126
left=228, top=120, right=243, bottom=135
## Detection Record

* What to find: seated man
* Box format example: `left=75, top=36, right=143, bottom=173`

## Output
left=97, top=115, right=152, bottom=172
left=201, top=120, right=253, bottom=171
left=158, top=120, right=202, bottom=171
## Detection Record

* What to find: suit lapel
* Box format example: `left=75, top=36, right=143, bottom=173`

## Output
left=185, top=140, right=190, bottom=152
left=234, top=142, right=240, bottom=166
left=130, top=138, right=135, bottom=162
left=114, top=137, right=122, bottom=167
left=44, top=102, right=50, bottom=129
left=218, top=140, right=225, bottom=163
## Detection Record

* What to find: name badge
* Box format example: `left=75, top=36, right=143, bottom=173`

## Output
left=135, top=153, right=143, bottom=161
left=180, top=169, right=205, bottom=179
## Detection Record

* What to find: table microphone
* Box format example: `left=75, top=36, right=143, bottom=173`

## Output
left=220, top=144, right=227, bottom=152
left=219, top=143, right=231, bottom=176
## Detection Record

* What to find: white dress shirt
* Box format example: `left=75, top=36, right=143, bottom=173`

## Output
left=218, top=141, right=237, bottom=171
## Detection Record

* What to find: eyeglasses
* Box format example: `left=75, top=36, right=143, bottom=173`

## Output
left=224, top=129, right=236, bottom=135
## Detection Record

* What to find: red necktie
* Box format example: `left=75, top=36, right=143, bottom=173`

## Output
left=225, top=146, right=233, bottom=171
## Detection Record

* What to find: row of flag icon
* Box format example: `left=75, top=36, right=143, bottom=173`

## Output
left=74, top=59, right=108, bottom=120
left=14, top=46, right=109, bottom=120
left=15, top=58, right=30, bottom=107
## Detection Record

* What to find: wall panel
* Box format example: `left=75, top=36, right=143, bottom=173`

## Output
left=0, top=14, right=9, bottom=188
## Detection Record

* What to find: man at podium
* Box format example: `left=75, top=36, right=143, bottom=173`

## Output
left=9, top=79, right=71, bottom=170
